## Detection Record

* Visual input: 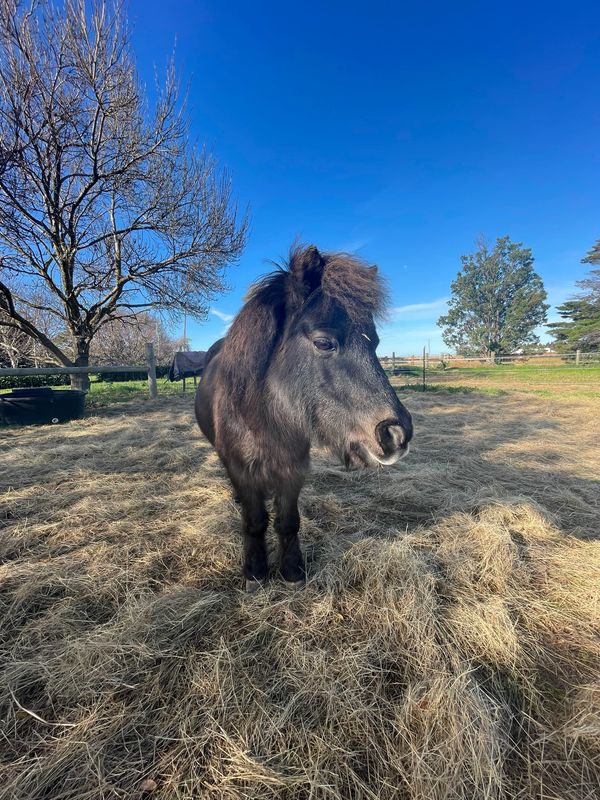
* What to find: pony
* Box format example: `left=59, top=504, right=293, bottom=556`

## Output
left=195, top=244, right=413, bottom=590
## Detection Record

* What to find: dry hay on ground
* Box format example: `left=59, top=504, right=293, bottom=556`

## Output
left=0, top=391, right=599, bottom=800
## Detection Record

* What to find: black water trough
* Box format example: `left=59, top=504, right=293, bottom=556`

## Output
left=0, top=387, right=86, bottom=426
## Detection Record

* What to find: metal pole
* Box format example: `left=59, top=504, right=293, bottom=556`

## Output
left=422, top=346, right=426, bottom=390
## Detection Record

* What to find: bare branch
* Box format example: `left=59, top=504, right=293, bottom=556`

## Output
left=0, top=278, right=73, bottom=364
left=0, top=0, right=247, bottom=380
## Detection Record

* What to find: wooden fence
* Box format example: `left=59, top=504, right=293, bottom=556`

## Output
left=0, top=344, right=158, bottom=398
left=3, top=345, right=598, bottom=401
left=379, top=350, right=598, bottom=370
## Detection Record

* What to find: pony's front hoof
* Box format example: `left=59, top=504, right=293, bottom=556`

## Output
left=245, top=578, right=265, bottom=593
left=280, top=558, right=305, bottom=587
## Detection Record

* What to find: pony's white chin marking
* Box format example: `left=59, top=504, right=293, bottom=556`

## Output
left=360, top=443, right=410, bottom=467
left=367, top=451, right=398, bottom=466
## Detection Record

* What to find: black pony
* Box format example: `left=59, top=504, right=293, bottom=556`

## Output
left=195, top=244, right=413, bottom=590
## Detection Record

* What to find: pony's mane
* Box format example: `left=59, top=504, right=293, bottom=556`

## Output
left=218, top=245, right=388, bottom=392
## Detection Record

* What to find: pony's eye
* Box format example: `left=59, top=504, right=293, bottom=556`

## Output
left=313, top=337, right=336, bottom=352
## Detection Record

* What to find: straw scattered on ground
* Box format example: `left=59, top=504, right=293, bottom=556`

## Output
left=1, top=391, right=599, bottom=799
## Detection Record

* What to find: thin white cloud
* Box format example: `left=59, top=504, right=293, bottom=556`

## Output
left=391, top=297, right=450, bottom=318
left=337, top=237, right=370, bottom=253
left=378, top=326, right=446, bottom=356
left=545, top=282, right=579, bottom=307
left=210, top=308, right=235, bottom=323
left=379, top=324, right=441, bottom=338
left=395, top=327, right=443, bottom=338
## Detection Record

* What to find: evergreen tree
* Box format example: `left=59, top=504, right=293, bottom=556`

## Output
left=438, top=236, right=549, bottom=356
left=547, top=266, right=600, bottom=352
left=582, top=239, right=600, bottom=265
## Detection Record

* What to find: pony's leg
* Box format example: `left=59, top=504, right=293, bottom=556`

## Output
left=274, top=486, right=305, bottom=586
left=238, top=488, right=269, bottom=591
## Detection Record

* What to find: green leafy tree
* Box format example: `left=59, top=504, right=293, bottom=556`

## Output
left=547, top=260, right=600, bottom=352
left=438, top=236, right=549, bottom=356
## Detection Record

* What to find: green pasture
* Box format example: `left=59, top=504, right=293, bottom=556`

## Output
left=0, top=376, right=189, bottom=407
left=390, top=362, right=600, bottom=398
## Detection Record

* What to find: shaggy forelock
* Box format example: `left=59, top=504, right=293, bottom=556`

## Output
left=319, top=251, right=388, bottom=321
left=283, top=244, right=388, bottom=321
left=244, top=247, right=388, bottom=321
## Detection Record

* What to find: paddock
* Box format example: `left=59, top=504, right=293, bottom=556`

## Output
left=1, top=390, right=599, bottom=799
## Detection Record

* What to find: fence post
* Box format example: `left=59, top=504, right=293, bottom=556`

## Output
left=576, top=349, right=581, bottom=365
left=392, top=351, right=396, bottom=376
left=490, top=351, right=496, bottom=366
left=145, top=343, right=157, bottom=399
left=422, top=346, right=426, bottom=391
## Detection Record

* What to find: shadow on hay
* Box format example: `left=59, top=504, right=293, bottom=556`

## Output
left=0, top=394, right=599, bottom=799
left=1, top=388, right=596, bottom=631
left=303, top=394, right=596, bottom=542
left=410, top=394, right=598, bottom=540
left=1, top=391, right=597, bottom=579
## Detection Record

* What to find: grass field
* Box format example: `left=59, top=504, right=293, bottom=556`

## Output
left=3, top=362, right=599, bottom=404
left=390, top=363, right=600, bottom=398
left=0, top=376, right=192, bottom=405
left=1, top=381, right=599, bottom=798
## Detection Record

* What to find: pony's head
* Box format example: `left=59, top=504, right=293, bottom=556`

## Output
left=220, top=244, right=413, bottom=467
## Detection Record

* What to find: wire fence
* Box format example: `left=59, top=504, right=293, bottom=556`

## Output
left=3, top=347, right=599, bottom=398
left=380, top=351, right=600, bottom=368
left=379, top=351, right=600, bottom=394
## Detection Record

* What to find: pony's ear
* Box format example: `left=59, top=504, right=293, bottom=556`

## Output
left=290, top=245, right=325, bottom=301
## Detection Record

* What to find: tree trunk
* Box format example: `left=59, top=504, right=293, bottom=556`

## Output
left=70, top=339, right=91, bottom=392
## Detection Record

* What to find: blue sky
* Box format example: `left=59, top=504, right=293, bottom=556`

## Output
left=129, top=1, right=600, bottom=355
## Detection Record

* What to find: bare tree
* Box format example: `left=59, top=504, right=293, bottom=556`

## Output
left=0, top=283, right=67, bottom=366
left=0, top=0, right=247, bottom=389
left=0, top=318, right=30, bottom=366
left=90, top=311, right=183, bottom=366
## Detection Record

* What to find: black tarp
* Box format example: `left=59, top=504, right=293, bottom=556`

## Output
left=168, top=351, right=207, bottom=381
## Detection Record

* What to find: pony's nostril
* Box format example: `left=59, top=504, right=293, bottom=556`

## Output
left=387, top=424, right=405, bottom=448
left=376, top=421, right=406, bottom=453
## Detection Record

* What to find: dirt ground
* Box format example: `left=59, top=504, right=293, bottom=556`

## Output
left=1, top=391, right=599, bottom=799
